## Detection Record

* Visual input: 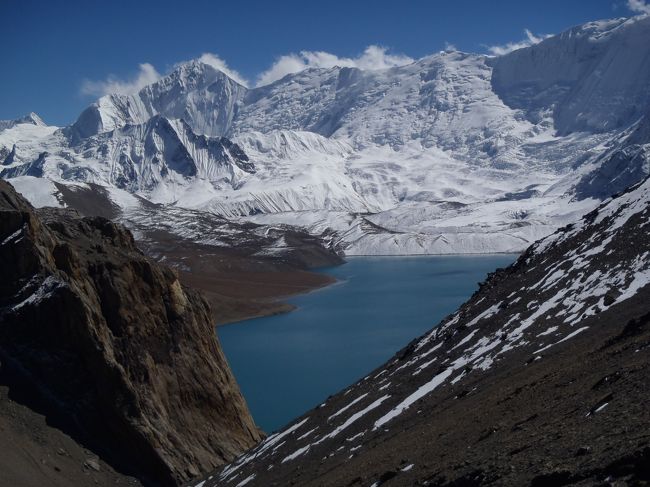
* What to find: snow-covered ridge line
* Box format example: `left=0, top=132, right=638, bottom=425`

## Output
left=0, top=112, right=46, bottom=131
left=2, top=15, right=650, bottom=256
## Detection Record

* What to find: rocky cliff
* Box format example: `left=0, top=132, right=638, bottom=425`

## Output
left=0, top=180, right=263, bottom=486
left=204, top=177, right=650, bottom=486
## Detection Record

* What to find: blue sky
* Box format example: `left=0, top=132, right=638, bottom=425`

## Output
left=0, top=0, right=644, bottom=125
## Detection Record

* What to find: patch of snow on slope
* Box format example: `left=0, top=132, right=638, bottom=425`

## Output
left=9, top=176, right=64, bottom=208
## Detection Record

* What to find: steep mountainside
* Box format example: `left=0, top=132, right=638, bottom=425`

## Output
left=0, top=180, right=263, bottom=486
left=203, top=177, right=650, bottom=486
left=490, top=17, right=650, bottom=136
left=2, top=16, right=649, bottom=255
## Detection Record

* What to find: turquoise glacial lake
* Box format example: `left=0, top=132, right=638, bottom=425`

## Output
left=218, top=255, right=516, bottom=433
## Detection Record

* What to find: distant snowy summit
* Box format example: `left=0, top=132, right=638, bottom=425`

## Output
left=0, top=112, right=45, bottom=131
left=2, top=15, right=650, bottom=255
left=69, top=61, right=245, bottom=140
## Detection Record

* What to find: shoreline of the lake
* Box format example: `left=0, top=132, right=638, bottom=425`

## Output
left=215, top=272, right=338, bottom=326
left=216, top=253, right=520, bottom=326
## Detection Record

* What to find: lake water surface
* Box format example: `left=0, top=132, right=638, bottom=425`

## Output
left=218, top=255, right=516, bottom=433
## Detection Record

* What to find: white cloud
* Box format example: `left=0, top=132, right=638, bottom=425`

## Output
left=80, top=63, right=161, bottom=97
left=80, top=47, right=413, bottom=97
left=627, top=0, right=650, bottom=14
left=255, top=45, right=414, bottom=87
left=255, top=54, right=306, bottom=87
left=443, top=42, right=458, bottom=52
left=194, top=53, right=248, bottom=87
left=486, top=29, right=552, bottom=56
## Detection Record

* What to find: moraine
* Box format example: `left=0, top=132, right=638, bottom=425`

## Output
left=218, top=254, right=515, bottom=432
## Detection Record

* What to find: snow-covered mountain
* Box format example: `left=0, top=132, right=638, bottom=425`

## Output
left=2, top=15, right=650, bottom=255
left=490, top=17, right=650, bottom=136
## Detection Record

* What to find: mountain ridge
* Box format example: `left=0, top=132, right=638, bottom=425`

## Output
left=1, top=15, right=649, bottom=256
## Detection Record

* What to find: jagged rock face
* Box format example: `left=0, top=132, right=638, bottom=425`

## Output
left=1, top=144, right=16, bottom=166
left=574, top=118, right=650, bottom=201
left=76, top=116, right=254, bottom=191
left=0, top=151, right=47, bottom=179
left=0, top=180, right=263, bottom=486
left=204, top=178, right=650, bottom=486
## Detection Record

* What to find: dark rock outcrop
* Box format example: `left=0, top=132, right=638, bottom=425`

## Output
left=0, top=180, right=263, bottom=486
left=204, top=178, right=650, bottom=486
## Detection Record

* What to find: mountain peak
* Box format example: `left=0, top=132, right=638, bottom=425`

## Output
left=153, top=60, right=224, bottom=91
left=69, top=57, right=248, bottom=139
left=0, top=112, right=46, bottom=131
left=23, top=112, right=46, bottom=126
left=157, top=58, right=248, bottom=92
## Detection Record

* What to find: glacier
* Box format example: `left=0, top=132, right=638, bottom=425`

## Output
left=1, top=15, right=650, bottom=255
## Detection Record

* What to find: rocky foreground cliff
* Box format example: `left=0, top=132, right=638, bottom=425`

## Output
left=0, top=180, right=263, bottom=486
left=204, top=177, right=650, bottom=486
